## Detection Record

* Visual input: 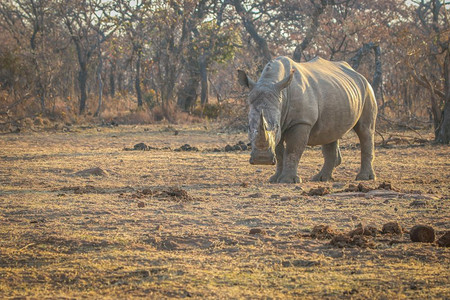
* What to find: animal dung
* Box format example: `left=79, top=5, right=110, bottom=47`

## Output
left=382, top=221, right=403, bottom=234
left=307, top=187, right=330, bottom=196
left=329, top=234, right=375, bottom=248
left=348, top=223, right=379, bottom=237
left=249, top=228, right=266, bottom=235
left=437, top=231, right=450, bottom=247
left=310, top=224, right=336, bottom=239
left=409, top=225, right=435, bottom=243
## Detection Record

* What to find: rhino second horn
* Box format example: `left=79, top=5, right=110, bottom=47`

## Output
left=255, top=110, right=270, bottom=148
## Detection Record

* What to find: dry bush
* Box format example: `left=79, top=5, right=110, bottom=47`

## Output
left=218, top=98, right=249, bottom=132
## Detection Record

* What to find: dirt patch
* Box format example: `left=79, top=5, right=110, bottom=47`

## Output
left=129, top=187, right=198, bottom=202
left=59, top=185, right=105, bottom=194
left=74, top=167, right=108, bottom=176
left=0, top=125, right=448, bottom=299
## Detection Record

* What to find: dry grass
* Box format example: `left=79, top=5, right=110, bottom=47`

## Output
left=0, top=124, right=449, bottom=299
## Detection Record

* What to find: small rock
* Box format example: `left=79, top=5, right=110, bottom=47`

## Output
left=270, top=194, right=280, bottom=199
left=382, top=221, right=403, bottom=235
left=137, top=201, right=145, bottom=208
left=249, top=228, right=266, bottom=235
left=247, top=193, right=263, bottom=198
left=240, top=182, right=249, bottom=188
left=224, top=145, right=233, bottom=152
left=437, top=231, right=450, bottom=247
left=280, top=196, right=292, bottom=201
left=410, top=225, right=435, bottom=243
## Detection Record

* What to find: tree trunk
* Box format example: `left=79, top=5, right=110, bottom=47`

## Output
left=94, top=49, right=103, bottom=117
left=135, top=48, right=143, bottom=107
left=350, top=42, right=383, bottom=100
left=177, top=74, right=198, bottom=111
left=199, top=54, right=208, bottom=107
left=436, top=101, right=450, bottom=143
left=109, top=60, right=116, bottom=98
left=435, top=50, right=450, bottom=143
left=78, top=65, right=88, bottom=114
left=30, top=23, right=46, bottom=113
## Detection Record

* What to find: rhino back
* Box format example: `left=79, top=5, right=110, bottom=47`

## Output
left=277, top=56, right=370, bottom=146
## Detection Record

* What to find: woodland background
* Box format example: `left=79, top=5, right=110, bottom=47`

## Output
left=0, top=0, right=449, bottom=143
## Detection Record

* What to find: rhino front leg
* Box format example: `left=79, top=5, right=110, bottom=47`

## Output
left=269, top=139, right=285, bottom=183
left=312, top=140, right=342, bottom=181
left=277, top=124, right=311, bottom=184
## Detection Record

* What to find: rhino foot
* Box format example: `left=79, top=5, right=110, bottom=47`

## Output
left=356, top=171, right=376, bottom=181
left=312, top=172, right=334, bottom=182
left=269, top=174, right=280, bottom=183
left=277, top=174, right=301, bottom=184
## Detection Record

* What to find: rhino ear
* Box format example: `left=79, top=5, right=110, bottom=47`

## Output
left=238, top=70, right=256, bottom=89
left=275, top=69, right=295, bottom=91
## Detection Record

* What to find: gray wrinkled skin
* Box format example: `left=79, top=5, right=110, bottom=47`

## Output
left=238, top=56, right=377, bottom=183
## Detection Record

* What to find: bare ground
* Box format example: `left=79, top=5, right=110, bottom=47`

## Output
left=0, top=124, right=449, bottom=299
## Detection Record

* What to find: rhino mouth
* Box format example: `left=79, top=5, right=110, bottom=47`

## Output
left=249, top=110, right=277, bottom=165
left=250, top=149, right=276, bottom=165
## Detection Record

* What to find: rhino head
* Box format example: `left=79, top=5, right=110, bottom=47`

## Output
left=238, top=67, right=294, bottom=165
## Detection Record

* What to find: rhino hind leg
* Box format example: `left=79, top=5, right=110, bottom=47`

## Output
left=312, top=140, right=341, bottom=181
left=354, top=121, right=376, bottom=181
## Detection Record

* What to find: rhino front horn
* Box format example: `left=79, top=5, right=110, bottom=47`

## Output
left=255, top=110, right=269, bottom=148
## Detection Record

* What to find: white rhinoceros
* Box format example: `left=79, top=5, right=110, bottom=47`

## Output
left=238, top=56, right=377, bottom=183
